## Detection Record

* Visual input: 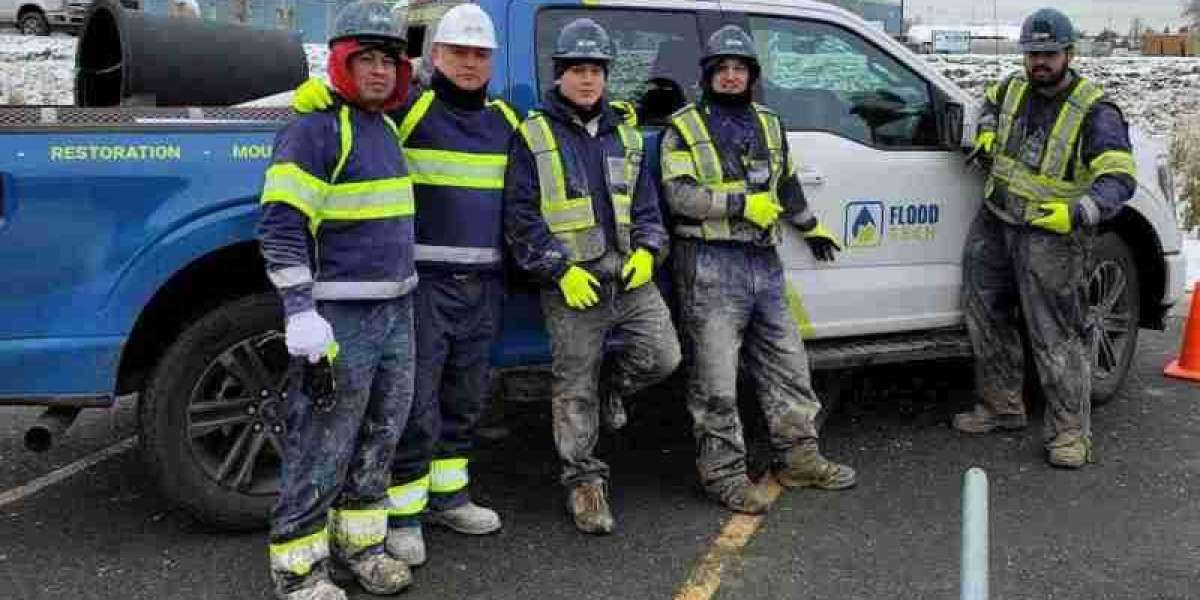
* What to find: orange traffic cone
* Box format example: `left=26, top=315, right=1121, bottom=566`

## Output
left=1165, top=284, right=1200, bottom=382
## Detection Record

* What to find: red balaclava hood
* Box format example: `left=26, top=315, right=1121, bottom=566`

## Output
left=328, top=38, right=412, bottom=112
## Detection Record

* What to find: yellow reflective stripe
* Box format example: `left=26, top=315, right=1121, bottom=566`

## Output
left=985, top=80, right=1003, bottom=105
left=387, top=475, right=430, bottom=517
left=1042, top=79, right=1104, bottom=179
left=520, top=114, right=566, bottom=202
left=785, top=283, right=815, bottom=340
left=330, top=508, right=387, bottom=555
left=520, top=114, right=597, bottom=233
left=322, top=177, right=415, bottom=220
left=1088, top=150, right=1136, bottom=178
left=612, top=101, right=638, bottom=126
left=544, top=197, right=595, bottom=232
left=664, top=150, right=698, bottom=180
left=613, top=194, right=633, bottom=225
left=991, top=155, right=1089, bottom=203
left=261, top=162, right=328, bottom=221
left=398, top=90, right=436, bottom=144
left=754, top=105, right=783, bottom=152
left=404, top=148, right=507, bottom=189
left=488, top=98, right=520, bottom=130
left=269, top=528, right=330, bottom=576
left=332, top=105, right=354, bottom=184
left=672, top=106, right=724, bottom=184
left=430, top=457, right=469, bottom=494
left=996, top=77, right=1027, bottom=152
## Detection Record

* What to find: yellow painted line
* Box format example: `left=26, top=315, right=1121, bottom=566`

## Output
left=672, top=477, right=784, bottom=600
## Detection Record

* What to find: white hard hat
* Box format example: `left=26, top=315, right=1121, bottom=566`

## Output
left=432, top=3, right=497, bottom=49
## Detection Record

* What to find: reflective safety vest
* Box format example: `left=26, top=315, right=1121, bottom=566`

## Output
left=984, top=74, right=1136, bottom=222
left=664, top=102, right=788, bottom=244
left=261, top=104, right=417, bottom=300
left=396, top=89, right=519, bottom=270
left=517, top=106, right=643, bottom=263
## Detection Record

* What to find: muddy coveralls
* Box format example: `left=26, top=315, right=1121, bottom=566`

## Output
left=503, top=88, right=681, bottom=526
left=661, top=98, right=856, bottom=510
left=258, top=101, right=417, bottom=594
left=958, top=71, right=1136, bottom=465
left=384, top=77, right=520, bottom=539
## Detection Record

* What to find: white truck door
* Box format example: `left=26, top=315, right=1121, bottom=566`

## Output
left=742, top=13, right=984, bottom=338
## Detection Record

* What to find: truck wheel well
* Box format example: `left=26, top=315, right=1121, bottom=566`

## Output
left=18, top=5, right=44, bottom=17
left=1105, top=207, right=1165, bottom=330
left=116, top=242, right=271, bottom=395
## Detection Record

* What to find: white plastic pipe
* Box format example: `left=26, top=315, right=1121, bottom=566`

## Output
left=961, top=467, right=988, bottom=600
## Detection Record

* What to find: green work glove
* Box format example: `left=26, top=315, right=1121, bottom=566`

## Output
left=975, top=130, right=996, bottom=155
left=965, top=130, right=996, bottom=166
left=558, top=266, right=601, bottom=310
left=620, top=248, right=655, bottom=291
left=1027, top=201, right=1072, bottom=235
left=292, top=77, right=334, bottom=113
left=801, top=222, right=842, bottom=262
left=743, top=192, right=783, bottom=229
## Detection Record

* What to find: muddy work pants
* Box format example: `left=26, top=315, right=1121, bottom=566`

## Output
left=389, top=272, right=502, bottom=525
left=963, top=209, right=1092, bottom=445
left=269, top=297, right=414, bottom=581
left=673, top=240, right=822, bottom=494
left=541, top=251, right=682, bottom=488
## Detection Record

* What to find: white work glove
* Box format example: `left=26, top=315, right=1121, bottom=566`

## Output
left=285, top=309, right=336, bottom=363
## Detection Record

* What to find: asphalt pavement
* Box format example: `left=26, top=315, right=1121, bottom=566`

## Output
left=1, top=310, right=1196, bottom=599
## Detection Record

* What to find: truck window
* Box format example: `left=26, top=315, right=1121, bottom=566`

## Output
left=747, top=16, right=940, bottom=149
left=536, top=8, right=702, bottom=126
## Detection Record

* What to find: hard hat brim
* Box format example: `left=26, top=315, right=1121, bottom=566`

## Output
left=1021, top=41, right=1072, bottom=52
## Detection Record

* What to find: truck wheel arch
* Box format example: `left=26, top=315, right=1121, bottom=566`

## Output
left=1105, top=206, right=1167, bottom=330
left=116, top=242, right=270, bottom=396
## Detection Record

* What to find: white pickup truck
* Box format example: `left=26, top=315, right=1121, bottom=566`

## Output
left=0, top=0, right=137, bottom=35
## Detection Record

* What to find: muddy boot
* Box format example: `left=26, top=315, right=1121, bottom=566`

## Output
left=427, top=501, right=502, bottom=535
left=271, top=563, right=347, bottom=600
left=385, top=525, right=426, bottom=567
left=952, top=404, right=1027, bottom=434
left=566, top=480, right=615, bottom=535
left=340, top=550, right=412, bottom=595
left=776, top=441, right=857, bottom=490
left=1047, top=435, right=1093, bottom=469
left=709, top=477, right=772, bottom=515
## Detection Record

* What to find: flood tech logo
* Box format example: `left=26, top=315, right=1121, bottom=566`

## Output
left=844, top=201, right=884, bottom=248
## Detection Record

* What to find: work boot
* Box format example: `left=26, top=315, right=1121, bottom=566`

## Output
left=952, top=404, right=1027, bottom=434
left=1047, top=435, right=1093, bottom=469
left=709, top=477, right=772, bottom=515
left=566, top=480, right=615, bottom=534
left=271, top=564, right=347, bottom=600
left=776, top=441, right=857, bottom=490
left=385, top=525, right=426, bottom=567
left=427, top=501, right=502, bottom=535
left=340, top=550, right=412, bottom=595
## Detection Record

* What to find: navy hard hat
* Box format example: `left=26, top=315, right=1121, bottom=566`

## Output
left=553, top=18, right=613, bottom=62
left=702, top=25, right=758, bottom=64
left=1020, top=8, right=1076, bottom=52
left=330, top=0, right=407, bottom=48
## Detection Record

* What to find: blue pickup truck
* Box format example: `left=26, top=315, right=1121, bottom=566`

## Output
left=1, top=0, right=1186, bottom=528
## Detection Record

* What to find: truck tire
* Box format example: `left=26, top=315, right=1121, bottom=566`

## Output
left=18, top=10, right=49, bottom=35
left=140, top=293, right=288, bottom=530
left=1088, top=231, right=1140, bottom=405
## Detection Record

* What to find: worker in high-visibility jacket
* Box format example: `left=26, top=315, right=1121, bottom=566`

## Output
left=503, top=17, right=681, bottom=535
left=660, top=25, right=857, bottom=516
left=257, top=2, right=416, bottom=599
left=955, top=8, right=1137, bottom=469
left=291, top=3, right=519, bottom=567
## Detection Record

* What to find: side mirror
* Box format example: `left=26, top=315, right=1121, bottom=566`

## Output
left=940, top=101, right=964, bottom=150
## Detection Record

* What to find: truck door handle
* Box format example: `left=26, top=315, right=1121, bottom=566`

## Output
left=798, top=167, right=825, bottom=186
